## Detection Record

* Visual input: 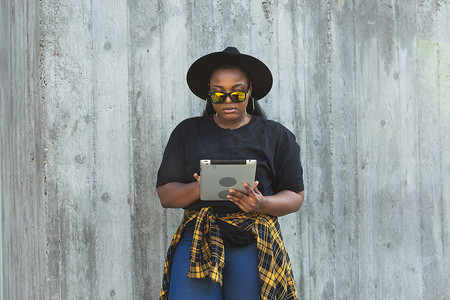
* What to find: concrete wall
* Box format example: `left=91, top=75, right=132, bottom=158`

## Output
left=1, top=1, right=46, bottom=299
left=2, top=0, right=450, bottom=299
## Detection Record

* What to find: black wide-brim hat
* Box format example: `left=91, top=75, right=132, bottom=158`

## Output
left=187, top=47, right=273, bottom=101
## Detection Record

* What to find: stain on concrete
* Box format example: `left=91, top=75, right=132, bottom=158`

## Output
left=418, top=39, right=450, bottom=118
left=261, top=0, right=272, bottom=22
left=104, top=41, right=112, bottom=51
left=101, top=192, right=111, bottom=203
left=75, top=154, right=86, bottom=164
left=336, top=0, right=345, bottom=8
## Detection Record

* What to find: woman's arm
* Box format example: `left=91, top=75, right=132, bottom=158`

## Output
left=259, top=190, right=304, bottom=216
left=227, top=182, right=304, bottom=217
left=157, top=173, right=201, bottom=208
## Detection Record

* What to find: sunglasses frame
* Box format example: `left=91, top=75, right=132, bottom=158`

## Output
left=208, top=89, right=250, bottom=104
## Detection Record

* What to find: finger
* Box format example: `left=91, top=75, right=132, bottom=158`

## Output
left=242, top=182, right=255, bottom=195
left=228, top=188, right=247, bottom=200
left=227, top=191, right=250, bottom=207
left=228, top=195, right=251, bottom=212
left=229, top=188, right=258, bottom=212
left=193, top=173, right=201, bottom=183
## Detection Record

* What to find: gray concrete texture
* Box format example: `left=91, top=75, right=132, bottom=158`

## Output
left=1, top=0, right=449, bottom=299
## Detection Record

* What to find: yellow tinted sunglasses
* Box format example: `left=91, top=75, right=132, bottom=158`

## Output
left=208, top=90, right=249, bottom=103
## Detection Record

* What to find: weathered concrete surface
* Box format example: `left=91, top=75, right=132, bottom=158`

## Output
left=0, top=1, right=46, bottom=299
left=2, top=0, right=450, bottom=299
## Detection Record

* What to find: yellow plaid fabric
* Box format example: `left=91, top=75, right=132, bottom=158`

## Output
left=160, top=207, right=298, bottom=300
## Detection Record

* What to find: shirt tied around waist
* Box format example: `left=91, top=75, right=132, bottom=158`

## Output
left=160, top=207, right=298, bottom=300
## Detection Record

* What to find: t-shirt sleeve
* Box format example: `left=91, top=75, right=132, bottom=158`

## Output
left=156, top=124, right=189, bottom=187
left=273, top=129, right=304, bottom=193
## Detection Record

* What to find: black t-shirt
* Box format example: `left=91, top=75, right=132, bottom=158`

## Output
left=157, top=114, right=304, bottom=213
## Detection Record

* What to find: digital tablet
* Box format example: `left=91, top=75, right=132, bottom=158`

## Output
left=199, top=159, right=257, bottom=201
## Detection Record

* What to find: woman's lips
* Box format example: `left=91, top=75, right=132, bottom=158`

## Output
left=222, top=107, right=237, bottom=113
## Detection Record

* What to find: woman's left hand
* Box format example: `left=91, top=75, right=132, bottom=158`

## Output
left=227, top=181, right=268, bottom=213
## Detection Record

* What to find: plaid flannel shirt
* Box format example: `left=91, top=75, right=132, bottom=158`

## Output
left=160, top=207, right=298, bottom=300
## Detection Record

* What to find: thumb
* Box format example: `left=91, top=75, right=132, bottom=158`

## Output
left=193, top=173, right=201, bottom=183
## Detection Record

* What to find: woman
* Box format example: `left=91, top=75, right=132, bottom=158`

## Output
left=157, top=47, right=305, bottom=300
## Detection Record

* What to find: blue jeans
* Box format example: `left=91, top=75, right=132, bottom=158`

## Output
left=168, top=231, right=261, bottom=300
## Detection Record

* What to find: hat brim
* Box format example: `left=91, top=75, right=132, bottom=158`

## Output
left=187, top=51, right=273, bottom=101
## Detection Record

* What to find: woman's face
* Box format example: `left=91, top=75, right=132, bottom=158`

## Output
left=209, top=67, right=252, bottom=122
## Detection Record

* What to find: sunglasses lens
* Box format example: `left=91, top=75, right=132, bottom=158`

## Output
left=210, top=92, right=225, bottom=103
left=231, top=91, right=246, bottom=102
left=209, top=91, right=247, bottom=103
